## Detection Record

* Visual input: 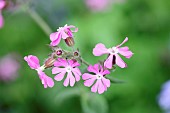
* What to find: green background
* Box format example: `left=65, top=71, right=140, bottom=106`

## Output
left=0, top=0, right=170, bottom=113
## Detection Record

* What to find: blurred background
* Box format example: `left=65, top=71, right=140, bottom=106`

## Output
left=0, top=0, right=170, bottom=113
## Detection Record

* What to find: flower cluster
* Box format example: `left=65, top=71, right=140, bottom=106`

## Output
left=24, top=24, right=133, bottom=94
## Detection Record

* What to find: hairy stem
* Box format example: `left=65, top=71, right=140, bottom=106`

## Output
left=80, top=58, right=90, bottom=67
left=27, top=9, right=52, bottom=36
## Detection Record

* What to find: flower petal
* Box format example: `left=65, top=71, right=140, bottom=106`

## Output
left=67, top=25, right=78, bottom=32
left=104, top=55, right=113, bottom=69
left=38, top=70, right=54, bottom=88
left=102, top=77, right=110, bottom=88
left=0, top=1, right=5, bottom=9
left=98, top=79, right=105, bottom=94
left=115, top=54, right=127, bottom=68
left=117, top=37, right=128, bottom=47
left=54, top=71, right=66, bottom=81
left=68, top=60, right=80, bottom=67
left=84, top=77, right=96, bottom=87
left=72, top=68, right=81, bottom=81
left=68, top=72, right=75, bottom=87
left=63, top=74, right=70, bottom=87
left=87, top=64, right=101, bottom=74
left=50, top=33, right=62, bottom=46
left=61, top=30, right=69, bottom=39
left=118, top=46, right=129, bottom=51
left=119, top=50, right=133, bottom=59
left=82, top=73, right=94, bottom=80
left=91, top=80, right=99, bottom=93
left=46, top=76, right=54, bottom=88
left=54, top=58, right=68, bottom=67
left=52, top=67, right=65, bottom=74
left=50, top=32, right=58, bottom=41
left=24, top=55, right=40, bottom=69
left=101, top=70, right=110, bottom=75
left=0, top=13, right=4, bottom=28
left=93, top=43, right=109, bottom=56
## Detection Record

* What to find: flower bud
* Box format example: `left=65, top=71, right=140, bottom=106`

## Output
left=74, top=51, right=79, bottom=56
left=56, top=50, right=62, bottom=56
left=73, top=50, right=80, bottom=59
left=64, top=37, right=75, bottom=47
left=44, top=57, right=56, bottom=68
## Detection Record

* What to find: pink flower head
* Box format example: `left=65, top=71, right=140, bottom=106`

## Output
left=85, top=0, right=110, bottom=12
left=0, top=53, right=20, bottom=82
left=0, top=0, right=5, bottom=28
left=50, top=24, right=78, bottom=46
left=24, top=55, right=54, bottom=88
left=93, top=37, right=133, bottom=69
left=82, top=64, right=110, bottom=94
left=52, top=58, right=81, bottom=87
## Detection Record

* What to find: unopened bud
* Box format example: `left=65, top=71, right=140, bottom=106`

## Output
left=73, top=51, right=80, bottom=59
left=64, top=37, right=74, bottom=47
left=56, top=50, right=62, bottom=56
left=74, top=51, right=79, bottom=56
left=44, top=57, right=56, bottom=68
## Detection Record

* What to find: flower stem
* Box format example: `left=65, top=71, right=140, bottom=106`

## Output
left=27, top=9, right=52, bottom=36
left=80, top=58, right=90, bottom=67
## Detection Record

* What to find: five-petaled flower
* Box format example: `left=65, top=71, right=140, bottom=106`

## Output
left=52, top=58, right=81, bottom=87
left=50, top=24, right=78, bottom=46
left=93, top=37, right=133, bottom=69
left=24, top=55, right=54, bottom=88
left=82, top=63, right=110, bottom=94
left=0, top=0, right=5, bottom=28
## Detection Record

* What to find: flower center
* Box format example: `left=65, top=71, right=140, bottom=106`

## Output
left=66, top=66, right=72, bottom=72
left=36, top=65, right=45, bottom=72
left=96, top=74, right=103, bottom=79
left=108, top=47, right=118, bottom=54
left=57, top=27, right=63, bottom=31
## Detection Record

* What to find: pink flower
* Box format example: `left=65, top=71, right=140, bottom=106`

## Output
left=37, top=70, right=55, bottom=88
left=50, top=24, right=78, bottom=46
left=24, top=55, right=54, bottom=88
left=52, top=58, right=81, bottom=87
left=0, top=53, right=20, bottom=82
left=85, top=0, right=110, bottom=12
left=0, top=0, right=5, bottom=28
left=82, top=64, right=110, bottom=94
left=93, top=37, right=133, bottom=69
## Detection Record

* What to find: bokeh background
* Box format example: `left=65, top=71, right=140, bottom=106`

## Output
left=0, top=0, right=170, bottom=113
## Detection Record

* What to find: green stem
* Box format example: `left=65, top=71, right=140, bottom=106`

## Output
left=80, top=58, right=90, bottom=67
left=27, top=9, right=53, bottom=36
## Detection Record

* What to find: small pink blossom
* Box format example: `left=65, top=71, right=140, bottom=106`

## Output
left=0, top=0, right=5, bottom=28
left=24, top=55, right=54, bottom=88
left=93, top=37, right=133, bottom=69
left=82, top=64, right=110, bottom=94
left=85, top=0, right=110, bottom=12
left=52, top=58, right=81, bottom=87
left=50, top=24, right=78, bottom=46
left=0, top=53, right=20, bottom=82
